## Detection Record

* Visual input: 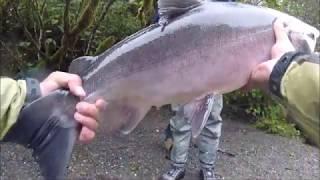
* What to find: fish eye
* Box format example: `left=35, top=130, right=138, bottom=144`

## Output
left=307, top=33, right=315, bottom=40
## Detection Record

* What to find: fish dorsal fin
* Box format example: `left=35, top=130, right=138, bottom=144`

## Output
left=157, top=0, right=202, bottom=29
left=68, top=56, right=97, bottom=77
left=158, top=0, right=202, bottom=17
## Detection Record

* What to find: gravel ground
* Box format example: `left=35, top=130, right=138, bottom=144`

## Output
left=0, top=108, right=319, bottom=180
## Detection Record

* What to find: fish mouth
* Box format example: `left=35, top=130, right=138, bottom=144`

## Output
left=281, top=18, right=320, bottom=52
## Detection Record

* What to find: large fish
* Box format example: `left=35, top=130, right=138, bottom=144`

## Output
left=69, top=0, right=319, bottom=135
left=10, top=0, right=319, bottom=179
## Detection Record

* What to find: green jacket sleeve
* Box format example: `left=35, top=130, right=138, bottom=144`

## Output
left=269, top=52, right=320, bottom=147
left=0, top=77, right=27, bottom=139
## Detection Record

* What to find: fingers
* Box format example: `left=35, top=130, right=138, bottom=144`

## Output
left=79, top=127, right=96, bottom=143
left=74, top=112, right=99, bottom=131
left=41, top=71, right=86, bottom=97
left=76, top=102, right=99, bottom=120
left=75, top=101, right=99, bottom=143
left=271, top=19, right=295, bottom=59
left=41, top=71, right=106, bottom=144
left=273, top=19, right=290, bottom=43
left=74, top=99, right=106, bottom=130
left=66, top=74, right=86, bottom=97
left=95, top=99, right=108, bottom=111
left=244, top=59, right=279, bottom=91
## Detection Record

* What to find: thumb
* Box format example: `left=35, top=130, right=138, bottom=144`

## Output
left=271, top=19, right=295, bottom=59
left=67, top=75, right=86, bottom=97
left=273, top=19, right=290, bottom=43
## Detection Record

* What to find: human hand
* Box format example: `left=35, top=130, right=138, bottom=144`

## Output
left=40, top=71, right=106, bottom=143
left=243, top=19, right=295, bottom=91
left=40, top=71, right=86, bottom=97
left=75, top=99, right=106, bottom=143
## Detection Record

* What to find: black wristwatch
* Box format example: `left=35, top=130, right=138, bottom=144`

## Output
left=24, top=78, right=42, bottom=103
left=269, top=51, right=305, bottom=98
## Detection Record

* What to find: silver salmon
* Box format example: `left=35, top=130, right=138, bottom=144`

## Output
left=69, top=1, right=319, bottom=136
left=18, top=1, right=319, bottom=178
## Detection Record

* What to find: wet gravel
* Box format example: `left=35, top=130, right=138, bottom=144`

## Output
left=1, top=108, right=319, bottom=180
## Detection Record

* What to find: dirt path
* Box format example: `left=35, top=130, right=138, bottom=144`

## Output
left=1, top=108, right=319, bottom=180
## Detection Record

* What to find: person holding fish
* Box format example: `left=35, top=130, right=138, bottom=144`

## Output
left=0, top=72, right=105, bottom=143
left=160, top=1, right=235, bottom=180
left=0, top=72, right=106, bottom=178
left=160, top=17, right=319, bottom=180
left=161, top=94, right=223, bottom=180
left=244, top=19, right=320, bottom=147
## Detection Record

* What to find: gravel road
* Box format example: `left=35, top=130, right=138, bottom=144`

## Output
left=1, top=108, right=319, bottom=180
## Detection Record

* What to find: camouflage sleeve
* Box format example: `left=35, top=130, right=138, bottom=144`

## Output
left=269, top=52, right=320, bottom=147
left=0, top=77, right=42, bottom=140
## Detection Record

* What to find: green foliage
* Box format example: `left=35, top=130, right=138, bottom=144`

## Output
left=229, top=0, right=320, bottom=138
left=95, top=36, right=116, bottom=55
left=0, top=0, right=142, bottom=73
left=255, top=105, right=300, bottom=137
left=225, top=89, right=301, bottom=137
left=91, top=1, right=142, bottom=46
left=136, top=0, right=156, bottom=26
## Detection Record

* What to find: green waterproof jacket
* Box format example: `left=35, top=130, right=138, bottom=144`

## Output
left=0, top=77, right=41, bottom=140
left=270, top=52, right=320, bottom=147
left=0, top=78, right=27, bottom=139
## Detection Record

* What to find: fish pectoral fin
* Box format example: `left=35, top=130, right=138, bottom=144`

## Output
left=99, top=100, right=151, bottom=135
left=185, top=95, right=214, bottom=138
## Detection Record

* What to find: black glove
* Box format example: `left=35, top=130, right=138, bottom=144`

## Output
left=3, top=90, right=80, bottom=179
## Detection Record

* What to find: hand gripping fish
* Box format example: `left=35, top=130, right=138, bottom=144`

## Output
left=4, top=0, right=318, bottom=179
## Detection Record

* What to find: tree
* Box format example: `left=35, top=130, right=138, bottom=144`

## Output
left=0, top=0, right=143, bottom=74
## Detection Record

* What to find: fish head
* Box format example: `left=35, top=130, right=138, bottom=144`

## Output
left=278, top=16, right=319, bottom=53
left=288, top=30, right=319, bottom=53
left=265, top=6, right=319, bottom=52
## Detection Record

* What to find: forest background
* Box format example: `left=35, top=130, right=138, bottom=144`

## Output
left=0, top=0, right=319, bottom=139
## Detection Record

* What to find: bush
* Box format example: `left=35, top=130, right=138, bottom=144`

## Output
left=225, top=90, right=301, bottom=137
left=0, top=0, right=143, bottom=74
left=254, top=104, right=300, bottom=137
